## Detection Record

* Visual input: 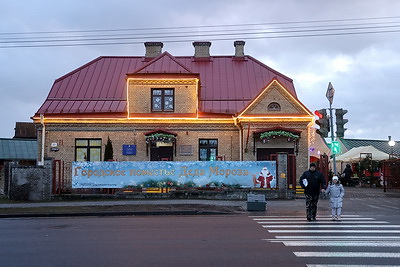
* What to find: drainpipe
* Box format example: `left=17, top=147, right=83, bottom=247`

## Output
left=39, top=114, right=45, bottom=166
left=234, top=117, right=243, bottom=161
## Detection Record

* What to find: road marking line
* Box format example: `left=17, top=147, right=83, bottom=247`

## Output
left=367, top=204, right=392, bottom=210
left=268, top=236, right=400, bottom=239
left=257, top=221, right=388, bottom=224
left=307, top=265, right=400, bottom=267
left=253, top=218, right=375, bottom=221
left=269, top=241, right=400, bottom=247
left=268, top=229, right=400, bottom=233
left=250, top=215, right=362, bottom=218
left=263, top=224, right=400, bottom=228
left=294, top=252, right=400, bottom=258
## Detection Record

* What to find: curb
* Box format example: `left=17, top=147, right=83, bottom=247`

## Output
left=0, top=210, right=236, bottom=218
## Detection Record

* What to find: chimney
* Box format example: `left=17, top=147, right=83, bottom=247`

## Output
left=234, top=40, right=245, bottom=57
left=193, top=41, right=211, bottom=57
left=144, top=42, right=163, bottom=57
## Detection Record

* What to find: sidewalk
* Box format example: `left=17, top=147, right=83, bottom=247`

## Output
left=0, top=186, right=398, bottom=218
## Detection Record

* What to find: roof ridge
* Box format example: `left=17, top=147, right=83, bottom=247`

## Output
left=246, top=55, right=293, bottom=83
left=132, top=51, right=193, bottom=74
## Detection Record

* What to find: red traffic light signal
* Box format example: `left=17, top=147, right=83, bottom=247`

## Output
left=314, top=110, right=323, bottom=119
left=315, top=109, right=330, bottom=138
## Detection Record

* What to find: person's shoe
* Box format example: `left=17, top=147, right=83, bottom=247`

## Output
left=307, top=217, right=312, bottom=221
left=332, top=216, right=336, bottom=221
left=337, top=215, right=341, bottom=221
left=311, top=217, right=316, bottom=221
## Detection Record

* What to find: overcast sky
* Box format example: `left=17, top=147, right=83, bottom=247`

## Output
left=1, top=0, right=399, bottom=142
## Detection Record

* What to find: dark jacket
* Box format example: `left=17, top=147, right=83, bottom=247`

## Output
left=343, top=166, right=352, bottom=179
left=300, top=169, right=326, bottom=196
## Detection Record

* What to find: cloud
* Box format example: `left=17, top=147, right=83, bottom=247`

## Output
left=1, top=0, right=400, bottom=141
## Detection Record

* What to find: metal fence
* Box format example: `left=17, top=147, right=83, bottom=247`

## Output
left=382, top=159, right=400, bottom=190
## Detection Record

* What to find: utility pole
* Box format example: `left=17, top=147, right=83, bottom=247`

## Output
left=315, top=83, right=349, bottom=175
left=326, top=82, right=337, bottom=175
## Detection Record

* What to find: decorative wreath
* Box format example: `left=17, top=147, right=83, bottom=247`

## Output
left=146, top=133, right=176, bottom=143
left=260, top=130, right=300, bottom=141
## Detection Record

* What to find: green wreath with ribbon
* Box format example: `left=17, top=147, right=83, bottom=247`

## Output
left=260, top=130, right=300, bottom=141
left=146, top=133, right=176, bottom=143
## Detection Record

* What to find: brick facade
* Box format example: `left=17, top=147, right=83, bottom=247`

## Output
left=32, top=42, right=314, bottom=193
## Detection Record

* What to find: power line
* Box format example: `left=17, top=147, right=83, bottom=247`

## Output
left=1, top=28, right=399, bottom=49
left=1, top=15, right=400, bottom=48
left=1, top=23, right=400, bottom=45
left=1, top=15, right=400, bottom=36
left=1, top=20, right=400, bottom=42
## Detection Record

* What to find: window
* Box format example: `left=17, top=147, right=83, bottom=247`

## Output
left=152, top=88, right=174, bottom=112
left=199, top=139, right=218, bottom=161
left=75, top=139, right=102, bottom=161
left=268, top=102, right=281, bottom=111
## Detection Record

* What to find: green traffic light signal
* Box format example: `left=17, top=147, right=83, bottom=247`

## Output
left=331, top=141, right=340, bottom=154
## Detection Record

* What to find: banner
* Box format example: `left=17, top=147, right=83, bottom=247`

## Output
left=72, top=161, right=277, bottom=189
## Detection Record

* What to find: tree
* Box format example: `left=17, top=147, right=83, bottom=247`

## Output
left=104, top=136, right=114, bottom=161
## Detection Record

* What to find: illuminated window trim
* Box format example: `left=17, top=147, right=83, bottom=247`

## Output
left=238, top=79, right=313, bottom=118
left=126, top=78, right=199, bottom=118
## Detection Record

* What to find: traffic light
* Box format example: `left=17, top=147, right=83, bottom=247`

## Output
left=315, top=109, right=330, bottom=138
left=335, top=108, right=348, bottom=137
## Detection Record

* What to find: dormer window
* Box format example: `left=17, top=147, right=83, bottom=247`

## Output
left=268, top=102, right=281, bottom=111
left=152, top=88, right=174, bottom=112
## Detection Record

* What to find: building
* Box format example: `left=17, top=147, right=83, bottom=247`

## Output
left=32, top=41, right=314, bottom=193
left=0, top=139, right=37, bottom=195
left=339, top=138, right=399, bottom=157
left=0, top=122, right=37, bottom=195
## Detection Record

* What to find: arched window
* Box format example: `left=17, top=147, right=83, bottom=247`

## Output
left=268, top=102, right=281, bottom=111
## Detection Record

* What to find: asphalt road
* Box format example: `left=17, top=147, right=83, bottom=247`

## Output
left=0, top=215, right=299, bottom=267
left=0, top=188, right=400, bottom=267
left=1, top=195, right=400, bottom=267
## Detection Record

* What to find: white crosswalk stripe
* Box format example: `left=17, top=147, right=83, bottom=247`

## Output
left=307, top=265, right=400, bottom=267
left=250, top=215, right=400, bottom=266
left=263, top=224, right=400, bottom=228
left=294, top=252, right=400, bottom=258
left=257, top=220, right=389, bottom=224
left=269, top=241, right=400, bottom=247
left=269, top=229, right=400, bottom=233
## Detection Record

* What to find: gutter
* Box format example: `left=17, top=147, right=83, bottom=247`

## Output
left=39, top=114, right=45, bottom=166
left=233, top=117, right=243, bottom=161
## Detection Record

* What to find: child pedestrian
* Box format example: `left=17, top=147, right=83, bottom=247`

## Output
left=325, top=175, right=345, bottom=221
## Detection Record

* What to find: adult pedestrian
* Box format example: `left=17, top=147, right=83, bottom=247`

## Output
left=299, top=162, right=326, bottom=221
left=342, top=164, right=352, bottom=186
left=325, top=175, right=345, bottom=221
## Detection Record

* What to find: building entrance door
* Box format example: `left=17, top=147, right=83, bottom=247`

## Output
left=256, top=148, right=294, bottom=160
left=257, top=148, right=296, bottom=190
left=150, top=146, right=173, bottom=161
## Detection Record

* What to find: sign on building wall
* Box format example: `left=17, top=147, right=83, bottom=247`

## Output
left=122, top=145, right=136, bottom=155
left=72, top=161, right=277, bottom=189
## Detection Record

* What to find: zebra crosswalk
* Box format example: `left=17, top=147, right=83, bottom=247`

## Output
left=250, top=215, right=400, bottom=267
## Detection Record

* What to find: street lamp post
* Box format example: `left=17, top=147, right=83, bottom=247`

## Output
left=384, top=136, right=396, bottom=193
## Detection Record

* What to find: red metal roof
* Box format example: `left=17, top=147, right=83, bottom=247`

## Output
left=34, top=52, right=296, bottom=117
